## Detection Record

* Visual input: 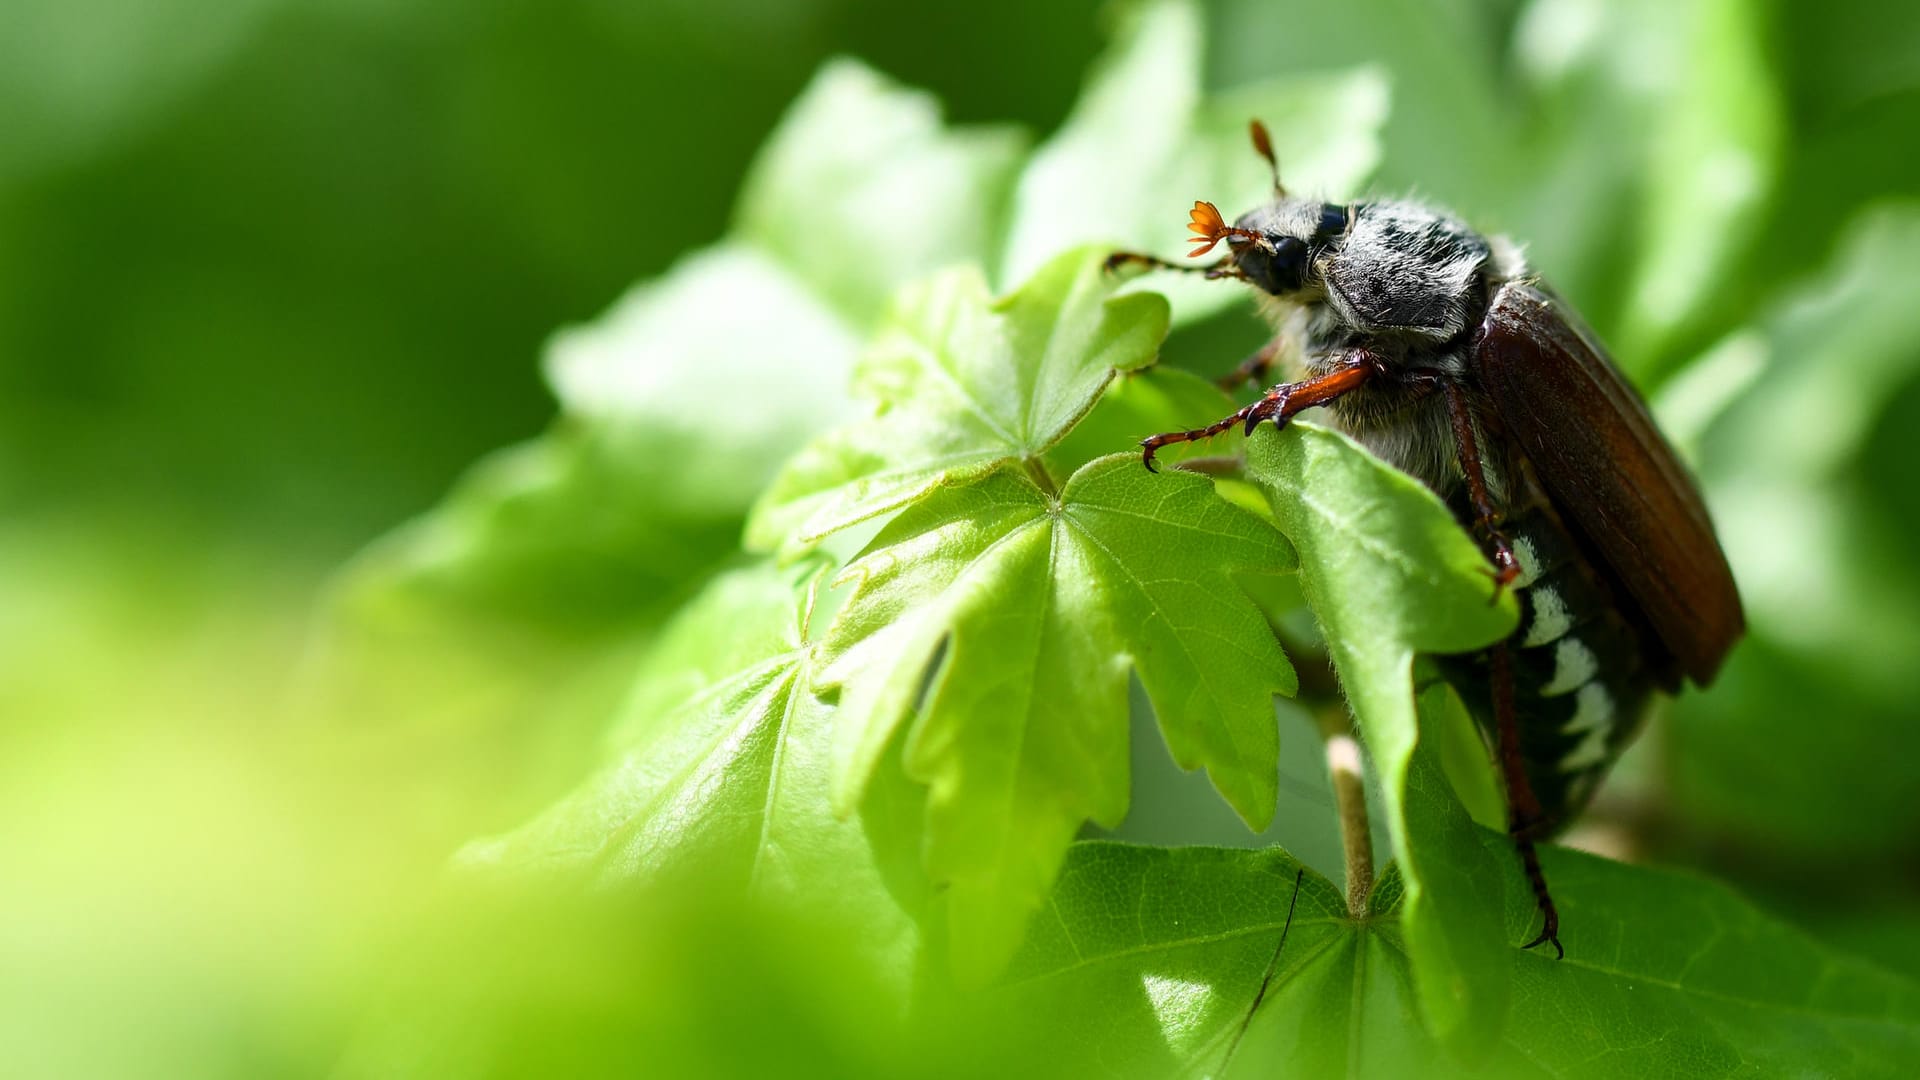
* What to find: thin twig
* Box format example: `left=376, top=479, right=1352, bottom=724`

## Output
left=1317, top=708, right=1372, bottom=919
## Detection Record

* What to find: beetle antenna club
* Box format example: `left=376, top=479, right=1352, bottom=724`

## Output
left=1249, top=119, right=1285, bottom=196
left=1112, top=118, right=1745, bottom=961
left=1187, top=200, right=1263, bottom=258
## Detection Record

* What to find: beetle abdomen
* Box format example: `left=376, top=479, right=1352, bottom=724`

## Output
left=1440, top=502, right=1659, bottom=830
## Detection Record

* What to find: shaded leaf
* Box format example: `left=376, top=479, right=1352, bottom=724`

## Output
left=819, top=455, right=1296, bottom=982
left=1045, top=364, right=1244, bottom=479
left=1491, top=0, right=1785, bottom=367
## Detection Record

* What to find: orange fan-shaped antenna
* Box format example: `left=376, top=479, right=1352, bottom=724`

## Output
left=1187, top=200, right=1258, bottom=258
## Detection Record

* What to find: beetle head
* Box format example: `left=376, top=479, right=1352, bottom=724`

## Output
left=1184, top=120, right=1351, bottom=297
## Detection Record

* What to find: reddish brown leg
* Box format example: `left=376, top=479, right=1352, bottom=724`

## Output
left=1440, top=380, right=1521, bottom=597
left=1140, top=356, right=1375, bottom=472
left=1493, top=642, right=1564, bottom=959
left=1217, top=340, right=1282, bottom=392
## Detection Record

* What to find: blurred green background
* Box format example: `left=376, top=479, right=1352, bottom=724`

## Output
left=5, top=0, right=1920, bottom=1075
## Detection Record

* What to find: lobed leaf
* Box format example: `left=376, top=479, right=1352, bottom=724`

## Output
left=746, top=248, right=1170, bottom=554
left=818, top=455, right=1296, bottom=982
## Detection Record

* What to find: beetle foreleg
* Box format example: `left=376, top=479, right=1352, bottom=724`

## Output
left=1140, top=355, right=1375, bottom=472
left=1140, top=400, right=1266, bottom=473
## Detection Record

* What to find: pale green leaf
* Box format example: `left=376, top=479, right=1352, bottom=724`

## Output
left=1246, top=422, right=1518, bottom=1052
left=736, top=57, right=1028, bottom=327
left=542, top=243, right=862, bottom=519
left=746, top=248, right=1171, bottom=554
left=1499, top=0, right=1784, bottom=365
left=1001, top=0, right=1387, bottom=326
left=818, top=454, right=1296, bottom=983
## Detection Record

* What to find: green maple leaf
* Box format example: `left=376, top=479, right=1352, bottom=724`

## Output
left=746, top=248, right=1172, bottom=554
left=816, top=453, right=1296, bottom=983
left=952, top=831, right=1920, bottom=1078
left=743, top=219, right=1304, bottom=987
left=1246, top=423, right=1519, bottom=1052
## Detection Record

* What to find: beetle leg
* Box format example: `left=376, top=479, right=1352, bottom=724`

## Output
left=1216, top=339, right=1283, bottom=392
left=1103, top=251, right=1237, bottom=277
left=1492, top=641, right=1564, bottom=959
left=1140, top=356, right=1374, bottom=472
left=1438, top=378, right=1522, bottom=598
left=1140, top=400, right=1267, bottom=473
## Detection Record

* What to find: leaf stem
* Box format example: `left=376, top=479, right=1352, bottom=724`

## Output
left=1020, top=454, right=1058, bottom=496
left=1317, top=708, right=1372, bottom=919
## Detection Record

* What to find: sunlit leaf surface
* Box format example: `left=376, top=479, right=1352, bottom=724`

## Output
left=746, top=249, right=1170, bottom=553
left=958, top=840, right=1920, bottom=1078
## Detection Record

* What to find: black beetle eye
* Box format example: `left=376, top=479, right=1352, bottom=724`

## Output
left=1316, top=204, right=1350, bottom=242
left=1239, top=235, right=1309, bottom=295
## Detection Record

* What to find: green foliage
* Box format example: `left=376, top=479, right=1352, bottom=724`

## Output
left=316, top=1, right=1920, bottom=1074
left=999, top=0, right=1387, bottom=324
left=954, top=840, right=1920, bottom=1078
left=294, top=56, right=1024, bottom=838
left=15, top=0, right=1920, bottom=1076
left=1251, top=424, right=1519, bottom=1051
left=746, top=251, right=1171, bottom=553
left=462, top=559, right=924, bottom=989
left=818, top=455, right=1295, bottom=979
left=1666, top=206, right=1920, bottom=856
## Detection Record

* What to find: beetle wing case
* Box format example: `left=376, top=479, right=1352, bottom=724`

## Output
left=1471, top=281, right=1745, bottom=687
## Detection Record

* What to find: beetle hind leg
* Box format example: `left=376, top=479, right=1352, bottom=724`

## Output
left=1492, top=642, right=1566, bottom=959
left=1517, top=836, right=1564, bottom=959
